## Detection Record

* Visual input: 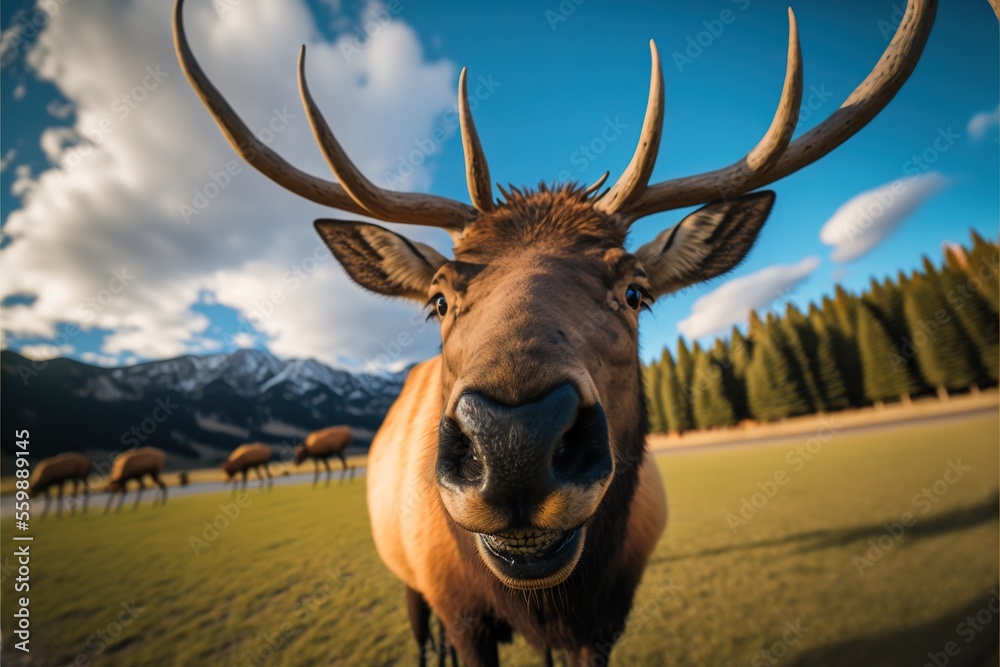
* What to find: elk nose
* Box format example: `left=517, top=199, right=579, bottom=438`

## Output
left=437, top=384, right=612, bottom=522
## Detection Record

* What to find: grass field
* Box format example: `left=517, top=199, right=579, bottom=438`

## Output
left=1, top=414, right=997, bottom=666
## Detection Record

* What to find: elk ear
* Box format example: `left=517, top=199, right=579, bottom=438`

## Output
left=314, top=220, right=448, bottom=301
left=634, top=191, right=775, bottom=298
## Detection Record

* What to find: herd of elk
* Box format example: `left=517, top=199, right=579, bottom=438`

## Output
left=29, top=434, right=349, bottom=517
left=174, top=0, right=935, bottom=663
left=295, top=425, right=355, bottom=485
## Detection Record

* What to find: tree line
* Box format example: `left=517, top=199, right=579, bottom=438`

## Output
left=644, top=231, right=999, bottom=434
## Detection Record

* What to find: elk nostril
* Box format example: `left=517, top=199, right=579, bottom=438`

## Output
left=550, top=403, right=612, bottom=486
left=437, top=417, right=483, bottom=486
left=551, top=438, right=575, bottom=478
left=459, top=447, right=483, bottom=481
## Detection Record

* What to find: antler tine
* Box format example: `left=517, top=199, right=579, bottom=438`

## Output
left=173, top=0, right=368, bottom=217
left=744, top=9, right=802, bottom=176
left=173, top=0, right=476, bottom=233
left=583, top=171, right=610, bottom=198
left=459, top=68, right=495, bottom=213
left=298, top=46, right=476, bottom=230
left=620, top=0, right=936, bottom=223
left=594, top=40, right=664, bottom=216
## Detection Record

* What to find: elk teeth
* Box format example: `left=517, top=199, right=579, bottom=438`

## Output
left=485, top=529, right=562, bottom=555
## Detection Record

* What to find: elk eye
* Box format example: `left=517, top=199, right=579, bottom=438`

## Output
left=625, top=285, right=643, bottom=310
left=435, top=294, right=448, bottom=317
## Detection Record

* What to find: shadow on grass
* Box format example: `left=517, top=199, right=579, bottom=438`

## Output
left=786, top=587, right=1000, bottom=667
left=654, top=489, right=999, bottom=565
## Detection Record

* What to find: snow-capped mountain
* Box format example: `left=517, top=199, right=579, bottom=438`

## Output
left=1, top=349, right=410, bottom=463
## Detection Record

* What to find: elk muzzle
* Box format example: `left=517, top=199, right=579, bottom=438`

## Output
left=436, top=383, right=614, bottom=589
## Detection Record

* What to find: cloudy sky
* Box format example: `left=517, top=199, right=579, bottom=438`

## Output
left=1, top=0, right=997, bottom=371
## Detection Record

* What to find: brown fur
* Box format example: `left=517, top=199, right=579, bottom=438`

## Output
left=296, top=426, right=354, bottom=484
left=104, top=447, right=168, bottom=512
left=222, top=443, right=272, bottom=479
left=365, top=191, right=669, bottom=664
left=369, top=356, right=667, bottom=665
left=30, top=452, right=93, bottom=516
left=326, top=185, right=781, bottom=665
left=30, top=452, right=92, bottom=495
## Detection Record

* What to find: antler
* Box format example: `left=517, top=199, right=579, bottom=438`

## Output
left=458, top=68, right=495, bottom=212
left=602, top=0, right=936, bottom=224
left=172, top=0, right=490, bottom=233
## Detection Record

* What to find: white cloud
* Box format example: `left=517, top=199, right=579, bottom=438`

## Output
left=0, top=0, right=460, bottom=370
left=45, top=98, right=75, bottom=119
left=80, top=351, right=124, bottom=366
left=968, top=104, right=1000, bottom=141
left=819, top=172, right=949, bottom=263
left=19, top=343, right=74, bottom=360
left=677, top=257, right=821, bottom=339
left=12, top=82, right=26, bottom=100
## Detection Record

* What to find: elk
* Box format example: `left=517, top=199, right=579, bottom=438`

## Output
left=30, top=452, right=93, bottom=517
left=104, top=447, right=168, bottom=513
left=294, top=425, right=354, bottom=485
left=222, top=442, right=273, bottom=490
left=174, top=0, right=934, bottom=663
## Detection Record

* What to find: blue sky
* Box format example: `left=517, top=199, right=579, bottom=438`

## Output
left=1, top=0, right=997, bottom=370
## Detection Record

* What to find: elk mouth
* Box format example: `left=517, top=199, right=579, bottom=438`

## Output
left=476, top=526, right=585, bottom=590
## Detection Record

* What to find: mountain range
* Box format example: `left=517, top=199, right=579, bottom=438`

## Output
left=1, top=349, right=410, bottom=465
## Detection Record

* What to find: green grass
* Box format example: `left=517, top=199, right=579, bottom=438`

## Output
left=2, top=414, right=997, bottom=666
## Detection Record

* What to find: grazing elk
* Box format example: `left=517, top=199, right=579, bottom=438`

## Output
left=104, top=447, right=168, bottom=513
left=30, top=452, right=93, bottom=517
left=294, top=426, right=354, bottom=485
left=174, top=0, right=935, bottom=663
left=222, top=442, right=273, bottom=490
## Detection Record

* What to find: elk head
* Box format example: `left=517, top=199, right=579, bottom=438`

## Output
left=175, top=0, right=935, bottom=589
left=293, top=444, right=308, bottom=465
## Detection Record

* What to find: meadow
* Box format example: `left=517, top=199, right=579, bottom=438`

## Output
left=1, top=413, right=997, bottom=666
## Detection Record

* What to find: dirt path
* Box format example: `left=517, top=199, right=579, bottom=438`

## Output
left=648, top=389, right=998, bottom=456
left=651, top=405, right=998, bottom=457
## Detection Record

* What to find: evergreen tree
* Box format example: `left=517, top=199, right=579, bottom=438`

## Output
left=833, top=285, right=858, bottom=336
left=643, top=362, right=667, bottom=433
left=692, top=348, right=736, bottom=429
left=728, top=327, right=753, bottom=421
left=730, top=327, right=753, bottom=380
left=675, top=338, right=694, bottom=391
left=782, top=304, right=825, bottom=412
left=864, top=277, right=908, bottom=344
left=643, top=230, right=996, bottom=419
left=863, top=277, right=885, bottom=312
left=922, top=257, right=992, bottom=385
left=658, top=348, right=693, bottom=433
left=939, top=265, right=999, bottom=384
left=746, top=320, right=811, bottom=422
left=748, top=310, right=766, bottom=342
left=808, top=309, right=851, bottom=411
left=966, top=231, right=999, bottom=312
left=825, top=291, right=864, bottom=406
left=902, top=273, right=982, bottom=395
left=857, top=301, right=921, bottom=403
left=880, top=278, right=910, bottom=344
